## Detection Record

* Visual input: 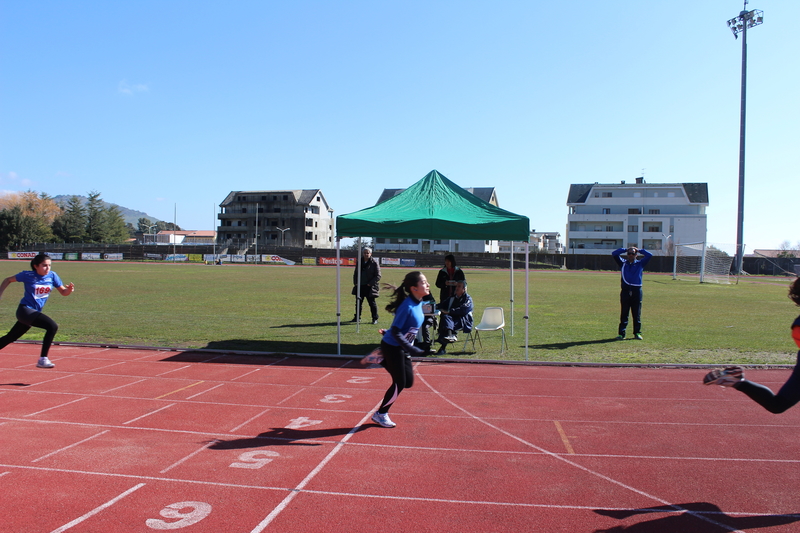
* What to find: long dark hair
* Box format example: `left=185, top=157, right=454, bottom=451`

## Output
left=30, top=253, right=51, bottom=270
left=790, top=277, right=800, bottom=307
left=383, top=271, right=424, bottom=314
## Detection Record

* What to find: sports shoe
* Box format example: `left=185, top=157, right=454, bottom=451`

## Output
left=615, top=335, right=625, bottom=340
left=371, top=412, right=396, bottom=428
left=37, top=357, right=55, bottom=369
left=703, top=366, right=744, bottom=387
left=634, top=333, right=643, bottom=340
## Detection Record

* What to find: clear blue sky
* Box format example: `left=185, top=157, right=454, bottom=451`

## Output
left=1, top=1, right=797, bottom=252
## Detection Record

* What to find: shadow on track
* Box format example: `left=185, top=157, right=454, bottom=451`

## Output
left=593, top=502, right=800, bottom=532
left=207, top=425, right=373, bottom=449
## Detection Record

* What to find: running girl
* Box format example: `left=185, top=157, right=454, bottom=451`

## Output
left=371, top=271, right=429, bottom=428
left=0, top=253, right=75, bottom=368
left=704, top=277, right=800, bottom=413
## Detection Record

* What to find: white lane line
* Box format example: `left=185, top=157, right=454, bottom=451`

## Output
left=186, top=383, right=225, bottom=399
left=249, top=408, right=378, bottom=533
left=85, top=362, right=127, bottom=372
left=24, top=397, right=88, bottom=417
left=160, top=441, right=218, bottom=474
left=231, top=368, right=261, bottom=381
left=415, top=370, right=746, bottom=533
left=99, top=378, right=147, bottom=394
left=156, top=365, right=192, bottom=376
left=32, top=430, right=111, bottom=463
left=122, top=403, right=176, bottom=425
left=275, top=388, right=304, bottom=405
left=49, top=483, right=146, bottom=533
left=229, top=408, right=272, bottom=433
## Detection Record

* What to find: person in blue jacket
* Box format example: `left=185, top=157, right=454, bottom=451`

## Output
left=0, top=253, right=75, bottom=368
left=371, top=271, right=429, bottom=428
left=611, top=246, right=652, bottom=340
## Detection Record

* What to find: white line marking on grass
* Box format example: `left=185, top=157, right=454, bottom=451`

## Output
left=229, top=408, right=272, bottom=433
left=32, top=430, right=111, bottom=463
left=122, top=403, right=176, bottom=425
left=49, top=483, right=146, bottom=533
left=24, top=397, right=88, bottom=417
left=156, top=365, right=192, bottom=376
left=99, top=379, right=147, bottom=394
left=249, top=408, right=379, bottom=533
left=160, top=442, right=218, bottom=474
left=415, top=370, right=747, bottom=533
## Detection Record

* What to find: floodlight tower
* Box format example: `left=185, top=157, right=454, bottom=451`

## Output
left=727, top=1, right=763, bottom=275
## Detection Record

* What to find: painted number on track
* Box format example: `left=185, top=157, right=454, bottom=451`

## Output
left=146, top=501, right=212, bottom=530
left=320, top=394, right=352, bottom=403
left=230, top=450, right=280, bottom=469
left=347, top=376, right=374, bottom=384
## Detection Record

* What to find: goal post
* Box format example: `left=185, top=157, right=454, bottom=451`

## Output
left=673, top=242, right=735, bottom=284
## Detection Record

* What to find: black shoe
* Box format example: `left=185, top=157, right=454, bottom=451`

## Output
left=351, top=316, right=359, bottom=322
left=436, top=347, right=447, bottom=355
left=372, top=318, right=379, bottom=324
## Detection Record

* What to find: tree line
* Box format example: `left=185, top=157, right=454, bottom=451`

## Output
left=0, top=190, right=178, bottom=251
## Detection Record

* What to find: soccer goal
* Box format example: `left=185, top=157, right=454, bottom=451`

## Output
left=672, top=242, right=735, bottom=284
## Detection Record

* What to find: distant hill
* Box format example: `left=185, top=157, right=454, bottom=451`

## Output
left=53, top=195, right=164, bottom=228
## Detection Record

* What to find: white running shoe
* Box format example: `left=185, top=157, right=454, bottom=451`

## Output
left=37, top=357, right=55, bottom=369
left=371, top=412, right=396, bottom=428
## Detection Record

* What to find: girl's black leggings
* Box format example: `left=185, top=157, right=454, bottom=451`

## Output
left=377, top=341, right=414, bottom=414
left=0, top=305, right=59, bottom=358
left=734, top=352, right=800, bottom=414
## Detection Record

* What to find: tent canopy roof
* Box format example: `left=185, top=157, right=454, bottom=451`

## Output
left=336, top=170, right=529, bottom=241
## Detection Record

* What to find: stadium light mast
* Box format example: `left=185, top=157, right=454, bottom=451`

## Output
left=727, top=1, right=763, bottom=275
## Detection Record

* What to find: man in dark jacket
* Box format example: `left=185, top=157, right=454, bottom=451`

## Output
left=352, top=247, right=381, bottom=324
left=436, top=280, right=474, bottom=355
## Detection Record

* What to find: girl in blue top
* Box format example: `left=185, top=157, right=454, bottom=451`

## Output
left=371, top=271, right=429, bottom=428
left=0, top=253, right=75, bottom=368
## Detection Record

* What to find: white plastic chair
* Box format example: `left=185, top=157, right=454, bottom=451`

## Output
left=473, top=307, right=507, bottom=354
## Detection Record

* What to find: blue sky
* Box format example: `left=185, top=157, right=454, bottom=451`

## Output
left=1, top=1, right=797, bottom=252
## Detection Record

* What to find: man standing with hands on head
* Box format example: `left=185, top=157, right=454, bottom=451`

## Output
left=611, top=246, right=652, bottom=340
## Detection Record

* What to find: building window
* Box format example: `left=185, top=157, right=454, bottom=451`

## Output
left=283, top=195, right=288, bottom=201
left=273, top=196, right=278, bottom=200
left=602, top=192, right=612, bottom=198
left=606, top=226, right=614, bottom=232
left=261, top=196, right=267, bottom=201
left=594, top=225, right=602, bottom=232
left=668, top=192, right=675, bottom=197
left=274, top=208, right=281, bottom=213
left=306, top=219, right=313, bottom=227
left=648, top=209, right=660, bottom=214
left=633, top=192, right=641, bottom=198
left=628, top=208, right=641, bottom=214
left=602, top=208, right=610, bottom=214
left=305, top=232, right=313, bottom=240
left=628, top=225, right=638, bottom=232
left=242, top=208, right=247, bottom=214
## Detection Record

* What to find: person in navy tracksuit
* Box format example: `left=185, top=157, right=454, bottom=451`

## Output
left=611, top=246, right=652, bottom=340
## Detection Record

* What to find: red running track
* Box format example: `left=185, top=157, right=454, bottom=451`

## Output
left=1, top=343, right=799, bottom=532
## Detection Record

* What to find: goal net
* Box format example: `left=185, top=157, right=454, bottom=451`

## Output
left=672, top=242, right=735, bottom=284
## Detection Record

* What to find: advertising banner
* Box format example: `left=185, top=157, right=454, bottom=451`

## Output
left=399, top=258, right=416, bottom=267
left=319, top=257, right=356, bottom=266
left=7, top=252, right=38, bottom=259
left=64, top=253, right=79, bottom=261
left=165, top=254, right=189, bottom=262
left=381, top=257, right=400, bottom=266
left=262, top=255, right=296, bottom=265
left=82, top=253, right=102, bottom=261
left=302, top=257, right=317, bottom=265
left=102, top=253, right=123, bottom=261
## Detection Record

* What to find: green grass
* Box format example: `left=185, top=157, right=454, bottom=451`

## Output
left=1, top=260, right=796, bottom=365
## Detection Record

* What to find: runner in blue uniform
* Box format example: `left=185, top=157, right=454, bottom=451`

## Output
left=704, top=277, right=800, bottom=413
left=371, top=271, right=429, bottom=428
left=0, top=253, right=75, bottom=368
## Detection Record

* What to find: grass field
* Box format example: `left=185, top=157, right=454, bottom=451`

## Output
left=0, top=260, right=796, bottom=365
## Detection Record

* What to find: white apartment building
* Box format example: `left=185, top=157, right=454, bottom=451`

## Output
left=566, top=178, right=708, bottom=255
left=499, top=231, right=563, bottom=254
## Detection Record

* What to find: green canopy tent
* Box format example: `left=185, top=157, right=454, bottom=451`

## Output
left=335, top=169, right=532, bottom=358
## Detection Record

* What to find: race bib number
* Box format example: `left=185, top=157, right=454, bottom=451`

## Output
left=33, top=284, right=52, bottom=299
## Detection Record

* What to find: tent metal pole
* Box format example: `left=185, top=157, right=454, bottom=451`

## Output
left=525, top=242, right=530, bottom=361
left=336, top=237, right=341, bottom=355
left=355, top=238, right=362, bottom=332
left=510, top=241, right=514, bottom=337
